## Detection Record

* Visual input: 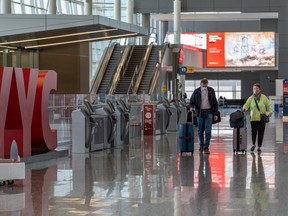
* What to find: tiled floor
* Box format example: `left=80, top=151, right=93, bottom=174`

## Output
left=1, top=109, right=288, bottom=216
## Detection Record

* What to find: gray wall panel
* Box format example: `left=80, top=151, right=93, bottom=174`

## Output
left=278, top=21, right=288, bottom=34
left=159, top=0, right=174, bottom=12
left=134, top=0, right=160, bottom=13
left=242, top=0, right=270, bottom=8
left=277, top=7, right=288, bottom=20
left=260, top=19, right=278, bottom=32
left=278, top=35, right=288, bottom=48
left=278, top=63, right=288, bottom=78
left=270, top=0, right=288, bottom=7
left=171, top=21, right=260, bottom=33
left=186, top=0, right=213, bottom=10
left=240, top=21, right=261, bottom=31
left=241, top=7, right=270, bottom=12
left=214, top=0, right=242, bottom=8
left=193, top=22, right=218, bottom=32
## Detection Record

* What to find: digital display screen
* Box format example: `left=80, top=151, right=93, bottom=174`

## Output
left=207, top=32, right=275, bottom=68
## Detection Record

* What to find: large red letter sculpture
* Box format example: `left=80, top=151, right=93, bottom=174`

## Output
left=0, top=67, right=57, bottom=158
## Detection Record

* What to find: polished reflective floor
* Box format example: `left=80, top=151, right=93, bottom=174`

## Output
left=1, top=109, right=288, bottom=216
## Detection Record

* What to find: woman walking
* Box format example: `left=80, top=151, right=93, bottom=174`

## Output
left=243, top=83, right=273, bottom=152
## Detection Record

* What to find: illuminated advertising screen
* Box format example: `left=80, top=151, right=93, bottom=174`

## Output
left=207, top=32, right=275, bottom=68
left=206, top=33, right=225, bottom=67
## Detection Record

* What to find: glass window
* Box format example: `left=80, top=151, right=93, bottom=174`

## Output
left=185, top=80, right=241, bottom=100
left=12, top=3, right=22, bottom=13
left=24, top=5, right=32, bottom=14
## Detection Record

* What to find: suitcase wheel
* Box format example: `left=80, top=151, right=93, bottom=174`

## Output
left=7, top=180, right=14, bottom=186
left=0, top=181, right=5, bottom=186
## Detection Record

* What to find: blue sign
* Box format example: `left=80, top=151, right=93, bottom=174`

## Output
left=179, top=66, right=187, bottom=75
left=284, top=79, right=288, bottom=116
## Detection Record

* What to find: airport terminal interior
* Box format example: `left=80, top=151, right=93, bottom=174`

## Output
left=1, top=0, right=288, bottom=215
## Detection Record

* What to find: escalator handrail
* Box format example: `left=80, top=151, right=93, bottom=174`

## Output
left=132, top=43, right=154, bottom=94
left=108, top=45, right=134, bottom=94
left=91, top=43, right=118, bottom=94
left=148, top=43, right=169, bottom=95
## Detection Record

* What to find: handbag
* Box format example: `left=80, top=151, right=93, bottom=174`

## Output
left=254, top=99, right=269, bottom=123
left=212, top=110, right=221, bottom=124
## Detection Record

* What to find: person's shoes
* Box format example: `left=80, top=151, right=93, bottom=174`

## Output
left=251, top=145, right=256, bottom=152
left=199, top=146, right=204, bottom=153
left=257, top=148, right=262, bottom=153
left=203, top=147, right=210, bottom=154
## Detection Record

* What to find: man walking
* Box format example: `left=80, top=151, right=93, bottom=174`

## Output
left=190, top=78, right=219, bottom=154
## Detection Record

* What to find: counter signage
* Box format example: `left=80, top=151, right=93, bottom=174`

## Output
left=143, top=104, right=155, bottom=136
left=283, top=79, right=288, bottom=116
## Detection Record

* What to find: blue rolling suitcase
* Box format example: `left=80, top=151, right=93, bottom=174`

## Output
left=179, top=123, right=194, bottom=155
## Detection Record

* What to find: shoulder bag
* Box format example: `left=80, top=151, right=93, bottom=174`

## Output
left=254, top=99, right=269, bottom=123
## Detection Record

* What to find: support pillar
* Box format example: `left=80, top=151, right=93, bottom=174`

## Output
left=127, top=0, right=134, bottom=24
left=115, top=0, right=121, bottom=21
left=142, top=13, right=150, bottom=45
left=0, top=0, right=11, bottom=13
left=48, top=0, right=57, bottom=14
left=85, top=0, right=93, bottom=15
left=173, top=0, right=184, bottom=98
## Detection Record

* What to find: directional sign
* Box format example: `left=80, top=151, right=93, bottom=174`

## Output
left=179, top=66, right=187, bottom=74
left=186, top=66, right=195, bottom=73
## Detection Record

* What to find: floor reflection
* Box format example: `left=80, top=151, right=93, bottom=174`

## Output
left=2, top=108, right=288, bottom=215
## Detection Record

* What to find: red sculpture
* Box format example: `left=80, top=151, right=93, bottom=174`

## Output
left=0, top=67, right=57, bottom=158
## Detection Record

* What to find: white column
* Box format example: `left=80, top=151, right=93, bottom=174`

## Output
left=1, top=0, right=11, bottom=13
left=127, top=0, right=134, bottom=24
left=48, top=0, right=57, bottom=14
left=85, top=0, right=93, bottom=15
left=173, top=0, right=184, bottom=98
left=173, top=0, right=181, bottom=44
left=115, top=0, right=121, bottom=21
left=174, top=187, right=181, bottom=216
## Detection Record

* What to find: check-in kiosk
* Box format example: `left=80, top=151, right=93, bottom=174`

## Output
left=115, top=98, right=130, bottom=146
left=156, top=99, right=172, bottom=134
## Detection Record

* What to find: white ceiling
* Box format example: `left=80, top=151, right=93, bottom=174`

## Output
left=151, top=12, right=278, bottom=22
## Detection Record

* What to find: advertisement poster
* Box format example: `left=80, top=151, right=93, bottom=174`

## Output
left=225, top=32, right=275, bottom=67
left=206, top=32, right=225, bottom=67
left=207, top=32, right=275, bottom=68
left=143, top=104, right=155, bottom=136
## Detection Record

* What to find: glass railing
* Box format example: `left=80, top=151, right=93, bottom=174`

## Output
left=48, top=93, right=168, bottom=145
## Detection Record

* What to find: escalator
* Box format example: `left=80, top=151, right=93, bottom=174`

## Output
left=114, top=45, right=147, bottom=94
left=137, top=45, right=162, bottom=93
left=97, top=44, right=125, bottom=94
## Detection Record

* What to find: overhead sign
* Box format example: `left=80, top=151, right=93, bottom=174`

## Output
left=186, top=66, right=195, bottom=73
left=179, top=66, right=187, bottom=74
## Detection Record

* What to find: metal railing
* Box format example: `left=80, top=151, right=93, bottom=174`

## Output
left=127, top=65, right=139, bottom=94
left=132, top=43, right=154, bottom=94
left=90, top=42, right=117, bottom=94
left=108, top=45, right=134, bottom=94
left=148, top=43, right=169, bottom=95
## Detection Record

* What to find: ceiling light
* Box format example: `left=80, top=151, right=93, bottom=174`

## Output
left=24, top=33, right=138, bottom=49
left=0, top=28, right=117, bottom=46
